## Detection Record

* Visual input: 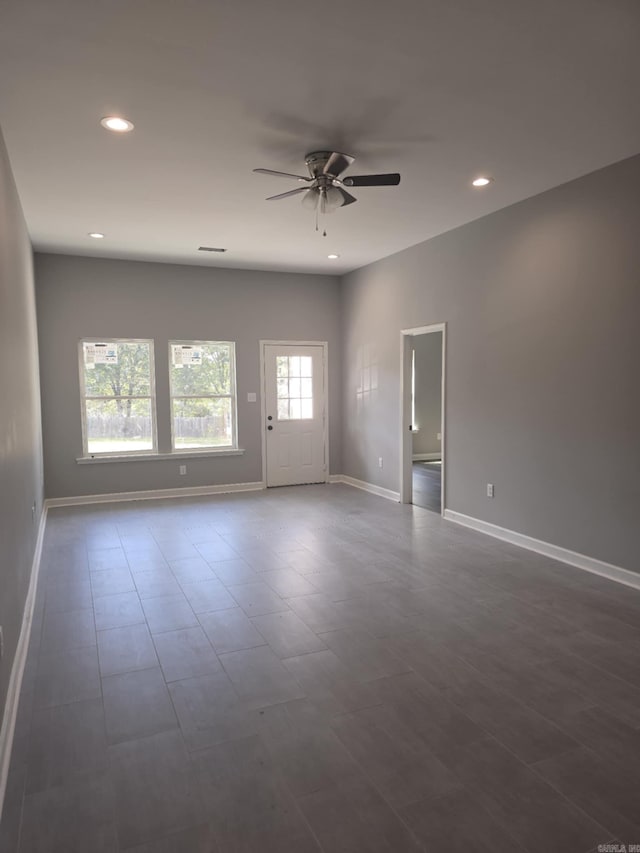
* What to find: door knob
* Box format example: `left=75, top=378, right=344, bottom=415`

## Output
left=267, top=425, right=273, bottom=430
left=267, top=415, right=273, bottom=420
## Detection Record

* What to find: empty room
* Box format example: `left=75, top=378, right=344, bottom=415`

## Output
left=1, top=1, right=640, bottom=851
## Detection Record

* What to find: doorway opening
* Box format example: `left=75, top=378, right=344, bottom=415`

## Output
left=400, top=324, right=445, bottom=513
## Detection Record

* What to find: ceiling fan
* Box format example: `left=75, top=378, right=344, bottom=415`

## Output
left=253, top=151, right=401, bottom=214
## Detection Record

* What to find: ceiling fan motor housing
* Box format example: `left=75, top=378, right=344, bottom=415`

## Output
left=305, top=151, right=341, bottom=178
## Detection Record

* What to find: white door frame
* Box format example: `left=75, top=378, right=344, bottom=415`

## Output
left=259, top=340, right=330, bottom=487
left=399, top=323, right=446, bottom=513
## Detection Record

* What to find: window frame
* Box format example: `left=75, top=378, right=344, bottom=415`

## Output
left=78, top=337, right=158, bottom=458
left=168, top=339, right=239, bottom=453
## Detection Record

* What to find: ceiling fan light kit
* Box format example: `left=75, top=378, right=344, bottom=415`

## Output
left=253, top=151, right=401, bottom=217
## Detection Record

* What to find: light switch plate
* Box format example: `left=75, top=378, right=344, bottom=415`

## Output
left=247, top=392, right=257, bottom=402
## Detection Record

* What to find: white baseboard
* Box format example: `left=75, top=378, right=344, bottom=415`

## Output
left=444, top=509, right=640, bottom=591
left=330, top=474, right=400, bottom=503
left=0, top=505, right=48, bottom=823
left=412, top=453, right=442, bottom=462
left=46, top=481, right=266, bottom=508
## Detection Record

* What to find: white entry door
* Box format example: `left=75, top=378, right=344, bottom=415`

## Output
left=263, top=343, right=326, bottom=487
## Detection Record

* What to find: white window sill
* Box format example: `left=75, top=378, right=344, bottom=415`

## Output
left=76, top=448, right=245, bottom=464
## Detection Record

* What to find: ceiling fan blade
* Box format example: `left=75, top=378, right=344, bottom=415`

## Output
left=266, top=188, right=312, bottom=201
left=323, top=152, right=355, bottom=178
left=254, top=168, right=311, bottom=182
left=336, top=187, right=358, bottom=207
left=343, top=173, right=401, bottom=187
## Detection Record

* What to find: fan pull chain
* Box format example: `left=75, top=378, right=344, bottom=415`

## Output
left=313, top=200, right=327, bottom=236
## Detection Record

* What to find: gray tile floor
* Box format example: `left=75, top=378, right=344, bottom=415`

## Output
left=412, top=461, right=442, bottom=513
left=2, top=484, right=640, bottom=852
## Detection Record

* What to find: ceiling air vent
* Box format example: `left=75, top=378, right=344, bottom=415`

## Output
left=198, top=246, right=227, bottom=253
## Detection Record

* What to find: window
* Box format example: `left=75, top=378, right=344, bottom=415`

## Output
left=276, top=355, right=313, bottom=420
left=79, top=339, right=156, bottom=455
left=169, top=341, right=237, bottom=450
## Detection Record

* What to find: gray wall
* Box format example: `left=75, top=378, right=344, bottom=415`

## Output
left=0, top=130, right=44, bottom=722
left=412, top=331, right=442, bottom=456
left=342, top=154, right=640, bottom=572
left=35, top=254, right=341, bottom=498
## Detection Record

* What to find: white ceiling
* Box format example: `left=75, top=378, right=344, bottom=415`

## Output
left=1, top=0, right=639, bottom=275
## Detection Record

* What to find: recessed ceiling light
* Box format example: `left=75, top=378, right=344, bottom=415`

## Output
left=472, top=176, right=493, bottom=187
left=327, top=253, right=340, bottom=259
left=100, top=116, right=134, bottom=133
left=88, top=232, right=105, bottom=239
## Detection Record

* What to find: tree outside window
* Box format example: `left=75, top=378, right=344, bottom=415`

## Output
left=80, top=339, right=156, bottom=455
left=169, top=341, right=237, bottom=450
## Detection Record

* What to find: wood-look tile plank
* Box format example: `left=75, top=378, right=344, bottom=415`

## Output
left=152, top=627, right=222, bottom=682
left=533, top=745, right=640, bottom=842
left=180, top=579, right=237, bottom=614
left=283, top=649, right=382, bottom=715
left=34, top=646, right=101, bottom=710
left=441, top=735, right=612, bottom=853
left=94, top=591, right=145, bottom=631
left=318, top=627, right=412, bottom=682
left=219, top=645, right=305, bottom=709
left=40, top=607, right=96, bottom=653
left=26, top=698, right=108, bottom=795
left=198, top=607, right=266, bottom=655
left=168, top=671, right=255, bottom=751
left=110, top=730, right=204, bottom=849
left=251, top=610, right=327, bottom=658
left=400, top=787, right=527, bottom=852
left=19, top=772, right=117, bottom=853
left=298, top=775, right=423, bottom=852
left=102, top=667, right=178, bottom=744
left=97, top=623, right=159, bottom=677
left=194, top=735, right=321, bottom=852
left=227, top=581, right=290, bottom=617
left=141, top=594, right=199, bottom=634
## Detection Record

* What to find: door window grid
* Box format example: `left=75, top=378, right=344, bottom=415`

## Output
left=276, top=355, right=313, bottom=420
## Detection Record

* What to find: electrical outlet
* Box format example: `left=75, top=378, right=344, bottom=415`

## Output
left=0, top=626, right=4, bottom=661
left=486, top=483, right=494, bottom=498
left=378, top=457, right=383, bottom=468
left=179, top=465, right=187, bottom=475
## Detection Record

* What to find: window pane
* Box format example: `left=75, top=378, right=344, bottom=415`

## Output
left=276, top=357, right=289, bottom=378
left=289, top=356, right=301, bottom=376
left=301, top=398, right=313, bottom=419
left=290, top=398, right=302, bottom=419
left=301, top=378, right=312, bottom=398
left=277, top=399, right=289, bottom=419
left=289, top=377, right=301, bottom=397
left=170, top=343, right=231, bottom=396
left=173, top=397, right=232, bottom=449
left=85, top=398, right=153, bottom=454
left=84, top=342, right=152, bottom=397
left=277, top=378, right=288, bottom=399
left=300, top=356, right=312, bottom=377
